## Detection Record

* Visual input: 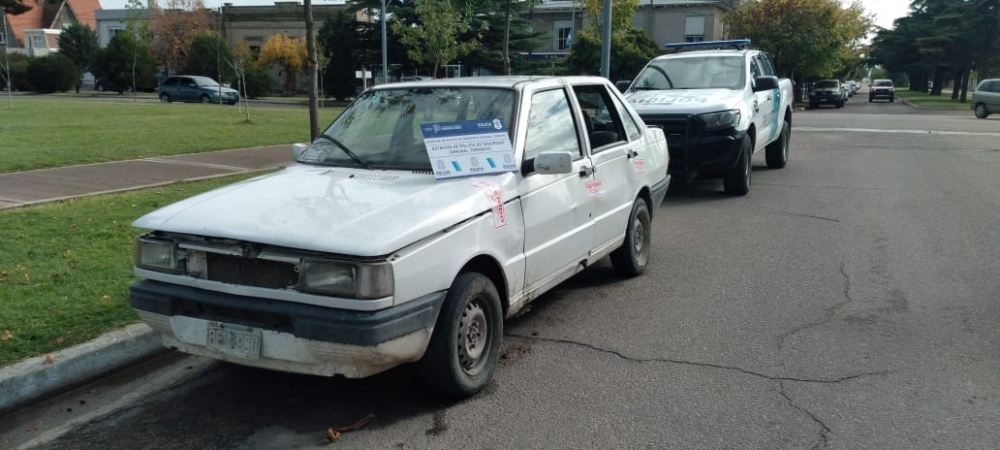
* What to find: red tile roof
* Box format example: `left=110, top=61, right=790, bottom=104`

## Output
left=4, top=0, right=101, bottom=46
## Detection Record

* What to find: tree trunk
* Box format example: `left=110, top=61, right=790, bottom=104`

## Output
left=959, top=67, right=970, bottom=102
left=930, top=67, right=945, bottom=95
left=951, top=66, right=964, bottom=101
left=305, top=0, right=320, bottom=140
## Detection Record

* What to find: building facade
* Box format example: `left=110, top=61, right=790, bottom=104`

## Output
left=2, top=0, right=101, bottom=56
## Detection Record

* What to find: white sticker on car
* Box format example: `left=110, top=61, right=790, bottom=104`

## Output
left=587, top=179, right=605, bottom=199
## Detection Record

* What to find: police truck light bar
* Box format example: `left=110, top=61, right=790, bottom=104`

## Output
left=663, top=39, right=752, bottom=52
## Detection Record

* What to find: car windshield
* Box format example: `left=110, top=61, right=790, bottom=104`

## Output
left=298, top=87, right=515, bottom=170
left=633, top=56, right=745, bottom=90
left=815, top=81, right=838, bottom=89
left=874, top=80, right=893, bottom=87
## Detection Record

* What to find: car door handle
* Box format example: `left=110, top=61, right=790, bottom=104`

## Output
left=579, top=166, right=595, bottom=177
left=627, top=149, right=639, bottom=159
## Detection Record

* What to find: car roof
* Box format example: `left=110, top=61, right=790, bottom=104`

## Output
left=369, top=75, right=612, bottom=92
left=651, top=50, right=750, bottom=62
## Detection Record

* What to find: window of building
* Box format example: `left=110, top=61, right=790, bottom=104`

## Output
left=553, top=20, right=571, bottom=51
left=31, top=35, right=45, bottom=49
left=109, top=27, right=123, bottom=37
left=684, top=15, right=705, bottom=42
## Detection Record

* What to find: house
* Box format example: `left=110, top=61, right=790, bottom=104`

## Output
left=530, top=0, right=740, bottom=56
left=1, top=0, right=102, bottom=56
left=94, top=8, right=153, bottom=48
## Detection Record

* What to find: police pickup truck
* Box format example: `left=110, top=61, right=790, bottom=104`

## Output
left=619, top=39, right=793, bottom=195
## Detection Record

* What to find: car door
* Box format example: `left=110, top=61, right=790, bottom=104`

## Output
left=177, top=77, right=197, bottom=102
left=749, top=55, right=775, bottom=149
left=518, top=87, right=595, bottom=289
left=569, top=82, right=639, bottom=256
left=989, top=81, right=1000, bottom=110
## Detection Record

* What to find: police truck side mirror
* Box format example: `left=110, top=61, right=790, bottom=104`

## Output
left=753, top=76, right=779, bottom=92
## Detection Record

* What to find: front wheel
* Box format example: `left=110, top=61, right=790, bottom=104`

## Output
left=610, top=199, right=651, bottom=278
left=723, top=137, right=752, bottom=196
left=420, top=273, right=503, bottom=397
left=974, top=103, right=989, bottom=119
left=201, top=95, right=211, bottom=103
left=765, top=119, right=790, bottom=169
left=159, top=93, right=171, bottom=103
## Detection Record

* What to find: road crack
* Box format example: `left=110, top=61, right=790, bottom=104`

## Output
left=505, top=332, right=891, bottom=384
left=780, top=381, right=831, bottom=450
left=777, top=262, right=854, bottom=349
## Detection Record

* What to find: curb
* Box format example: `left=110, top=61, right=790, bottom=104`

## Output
left=0, top=323, right=164, bottom=416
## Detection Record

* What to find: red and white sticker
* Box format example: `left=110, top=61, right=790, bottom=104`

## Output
left=632, top=157, right=647, bottom=174
left=470, top=180, right=507, bottom=228
left=587, top=179, right=605, bottom=199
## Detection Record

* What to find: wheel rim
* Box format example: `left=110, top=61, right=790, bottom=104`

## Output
left=457, top=297, right=490, bottom=375
left=977, top=104, right=987, bottom=116
left=202, top=96, right=210, bottom=103
left=632, top=214, right=646, bottom=261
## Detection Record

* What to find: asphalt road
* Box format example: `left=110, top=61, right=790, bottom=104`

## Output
left=3, top=92, right=999, bottom=450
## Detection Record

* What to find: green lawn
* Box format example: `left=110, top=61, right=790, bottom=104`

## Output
left=895, top=90, right=972, bottom=111
left=0, top=97, right=342, bottom=173
left=0, top=173, right=260, bottom=366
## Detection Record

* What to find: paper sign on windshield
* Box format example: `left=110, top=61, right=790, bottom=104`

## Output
left=421, top=119, right=517, bottom=179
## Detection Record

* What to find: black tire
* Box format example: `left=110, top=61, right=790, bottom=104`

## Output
left=974, top=103, right=989, bottom=119
left=835, top=102, right=843, bottom=108
left=610, top=199, right=651, bottom=278
left=765, top=119, right=790, bottom=169
left=723, top=136, right=752, bottom=196
left=868, top=96, right=873, bottom=103
left=201, top=95, right=211, bottom=103
left=420, top=272, right=503, bottom=397
left=159, top=93, right=171, bottom=103
left=809, top=102, right=817, bottom=109
left=889, top=96, right=895, bottom=103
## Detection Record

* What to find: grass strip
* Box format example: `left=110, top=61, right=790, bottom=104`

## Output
left=0, top=97, right=342, bottom=173
left=895, top=90, right=972, bottom=110
left=0, top=173, right=261, bottom=365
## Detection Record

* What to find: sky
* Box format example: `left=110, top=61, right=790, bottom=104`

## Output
left=97, top=0, right=915, bottom=30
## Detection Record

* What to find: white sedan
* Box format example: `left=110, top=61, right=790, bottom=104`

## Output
left=129, top=76, right=671, bottom=397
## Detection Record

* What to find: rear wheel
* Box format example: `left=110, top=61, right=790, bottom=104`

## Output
left=610, top=199, right=651, bottom=278
left=159, top=93, right=171, bottom=103
left=420, top=272, right=503, bottom=398
left=723, top=136, right=752, bottom=196
left=766, top=119, right=790, bottom=169
left=974, top=103, right=989, bottom=119
left=200, top=95, right=211, bottom=103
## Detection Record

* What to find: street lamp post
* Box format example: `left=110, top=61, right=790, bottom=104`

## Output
left=1, top=14, right=11, bottom=109
left=600, top=0, right=611, bottom=78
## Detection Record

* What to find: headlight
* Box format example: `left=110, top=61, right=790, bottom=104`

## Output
left=699, top=109, right=740, bottom=131
left=135, top=237, right=181, bottom=273
left=298, top=259, right=393, bottom=299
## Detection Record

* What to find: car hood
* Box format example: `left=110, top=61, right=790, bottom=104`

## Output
left=133, top=165, right=518, bottom=257
left=626, top=89, right=742, bottom=115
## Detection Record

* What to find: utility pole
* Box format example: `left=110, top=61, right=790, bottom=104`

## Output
left=304, top=0, right=319, bottom=140
left=600, top=0, right=611, bottom=78
left=380, top=0, right=388, bottom=84
left=1, top=14, right=12, bottom=109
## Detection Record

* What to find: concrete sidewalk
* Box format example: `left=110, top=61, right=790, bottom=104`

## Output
left=0, top=144, right=296, bottom=416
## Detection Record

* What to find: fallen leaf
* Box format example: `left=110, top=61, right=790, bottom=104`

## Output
left=1, top=330, right=12, bottom=341
left=324, top=413, right=374, bottom=445
left=44, top=355, right=56, bottom=364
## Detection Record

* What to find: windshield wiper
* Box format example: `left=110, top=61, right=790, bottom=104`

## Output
left=314, top=134, right=371, bottom=169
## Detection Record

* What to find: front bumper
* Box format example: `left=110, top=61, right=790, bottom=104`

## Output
left=870, top=90, right=894, bottom=99
left=130, top=280, right=444, bottom=377
left=809, top=93, right=842, bottom=104
left=640, top=114, right=748, bottom=179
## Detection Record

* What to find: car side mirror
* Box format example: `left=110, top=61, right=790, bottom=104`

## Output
left=753, top=76, right=779, bottom=92
left=291, top=143, right=308, bottom=159
left=533, top=151, right=574, bottom=174
left=615, top=80, right=632, bottom=93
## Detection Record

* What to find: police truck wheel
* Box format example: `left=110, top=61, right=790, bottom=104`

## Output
left=766, top=119, right=790, bottom=169
left=723, top=137, right=752, bottom=196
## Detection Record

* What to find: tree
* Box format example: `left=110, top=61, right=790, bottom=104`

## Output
left=57, top=23, right=99, bottom=92
left=391, top=0, right=480, bottom=77
left=257, top=34, right=306, bottom=92
left=462, top=0, right=545, bottom=75
left=2, top=0, right=31, bottom=15
left=125, top=0, right=154, bottom=101
left=150, top=0, right=213, bottom=74
left=318, top=11, right=379, bottom=99
left=92, top=32, right=158, bottom=94
left=184, top=33, right=235, bottom=82
left=566, top=0, right=656, bottom=80
left=725, top=0, right=874, bottom=100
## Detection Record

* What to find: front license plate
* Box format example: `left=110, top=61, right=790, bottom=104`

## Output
left=207, top=322, right=261, bottom=359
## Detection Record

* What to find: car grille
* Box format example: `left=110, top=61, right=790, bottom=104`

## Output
left=205, top=253, right=299, bottom=289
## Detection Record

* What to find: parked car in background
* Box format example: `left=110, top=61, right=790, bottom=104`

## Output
left=972, top=78, right=999, bottom=119
left=869, top=79, right=895, bottom=103
left=158, top=75, right=239, bottom=105
left=129, top=76, right=671, bottom=398
left=845, top=80, right=860, bottom=95
left=809, top=79, right=846, bottom=109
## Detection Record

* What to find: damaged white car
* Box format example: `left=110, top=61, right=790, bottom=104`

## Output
left=130, top=76, right=671, bottom=397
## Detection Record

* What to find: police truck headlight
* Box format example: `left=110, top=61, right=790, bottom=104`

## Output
left=298, top=259, right=394, bottom=299
left=699, top=109, right=741, bottom=131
